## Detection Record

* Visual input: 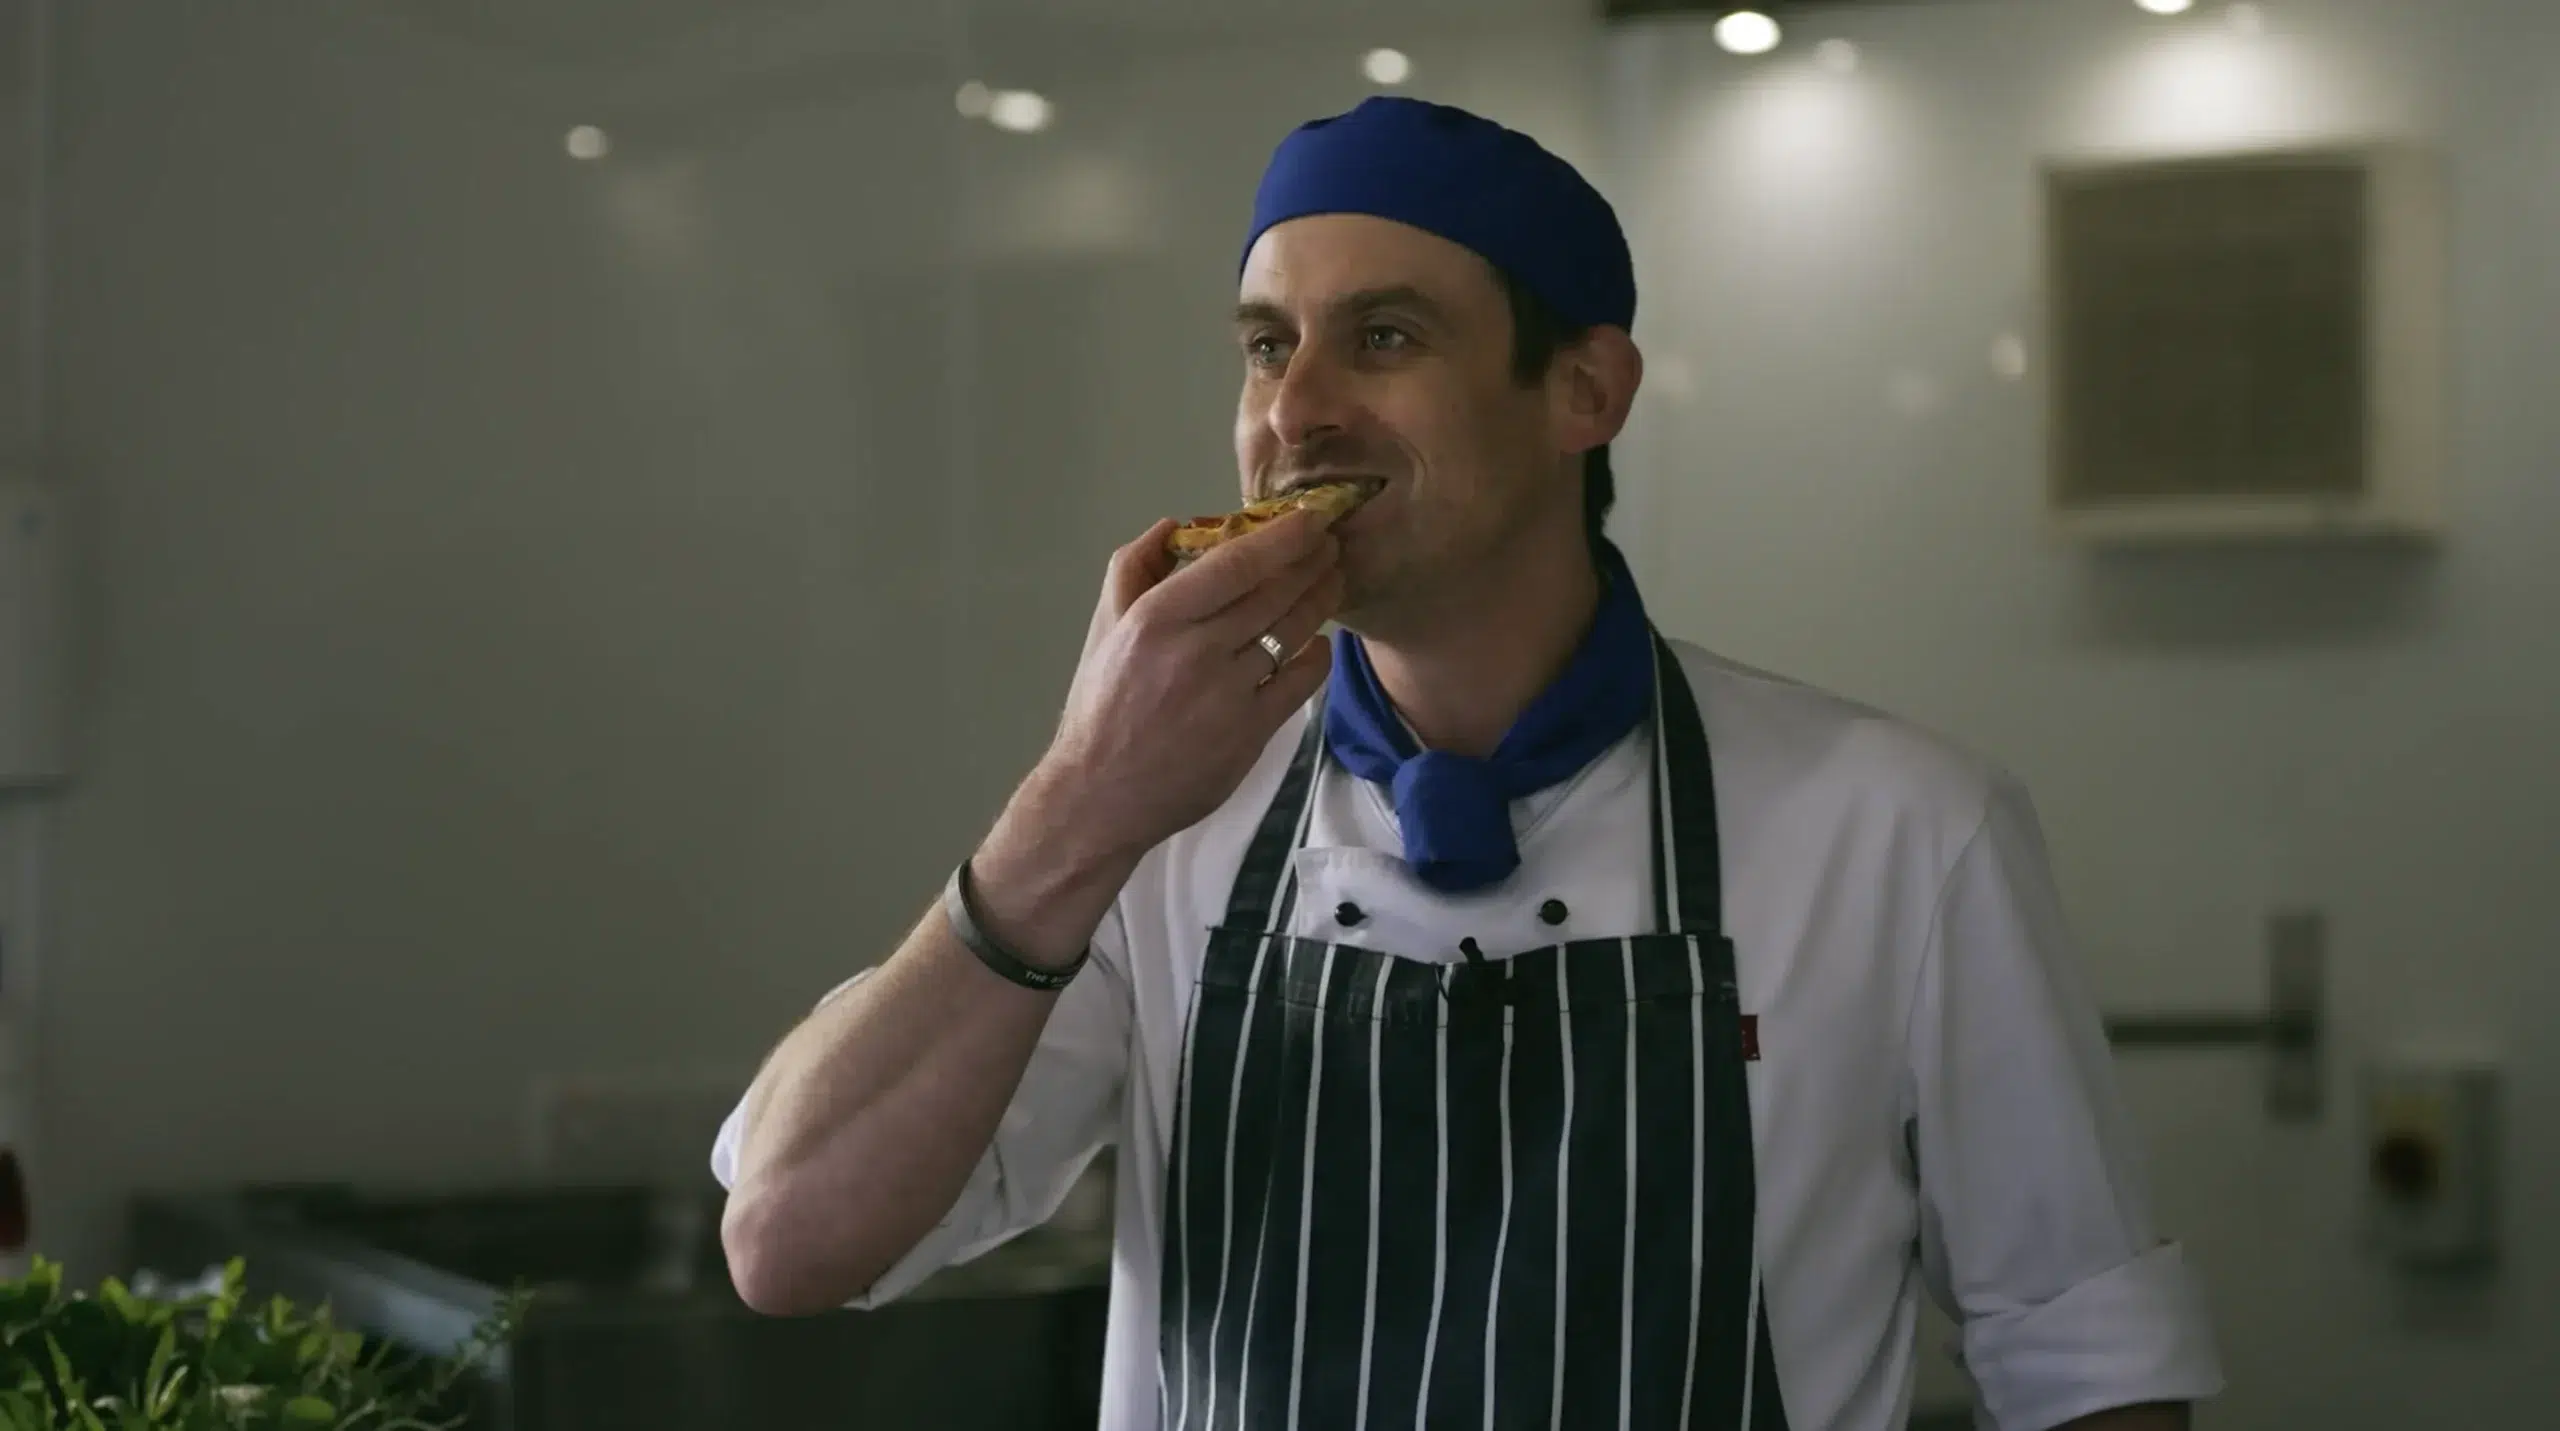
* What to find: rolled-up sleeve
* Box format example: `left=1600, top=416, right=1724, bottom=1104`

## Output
left=1904, top=775, right=2224, bottom=1431
left=710, top=902, right=1135, bottom=1308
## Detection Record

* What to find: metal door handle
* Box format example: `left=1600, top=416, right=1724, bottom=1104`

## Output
left=2099, top=911, right=2326, bottom=1123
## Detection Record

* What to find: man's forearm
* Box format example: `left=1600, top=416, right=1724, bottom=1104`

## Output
left=718, top=908, right=1055, bottom=1314
left=2057, top=1404, right=2189, bottom=1431
left=718, top=771, right=1137, bottom=1315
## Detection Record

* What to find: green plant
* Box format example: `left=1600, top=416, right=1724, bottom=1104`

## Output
left=0, top=1258, right=528, bottom=1431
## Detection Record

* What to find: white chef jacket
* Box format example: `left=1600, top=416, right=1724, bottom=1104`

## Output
left=711, top=638, right=2224, bottom=1430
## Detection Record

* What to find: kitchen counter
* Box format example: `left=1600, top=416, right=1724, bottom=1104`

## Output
left=129, top=1183, right=1110, bottom=1431
left=131, top=1181, right=1981, bottom=1429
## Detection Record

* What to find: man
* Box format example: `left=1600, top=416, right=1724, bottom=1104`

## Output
left=712, top=97, right=2223, bottom=1430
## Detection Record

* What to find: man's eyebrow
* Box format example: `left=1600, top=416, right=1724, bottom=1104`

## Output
left=1341, top=285, right=1449, bottom=324
left=1232, top=285, right=1451, bottom=330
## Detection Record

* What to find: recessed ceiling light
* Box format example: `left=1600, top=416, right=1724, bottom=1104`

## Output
left=564, top=126, right=609, bottom=160
left=1813, top=39, right=1860, bottom=74
left=1363, top=48, right=1413, bottom=86
left=1714, top=11, right=1782, bottom=57
left=2135, top=0, right=2195, bottom=14
left=954, top=82, right=992, bottom=119
left=987, top=90, right=1054, bottom=134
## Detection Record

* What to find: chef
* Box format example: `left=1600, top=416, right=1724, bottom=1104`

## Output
left=712, top=96, right=2225, bottom=1431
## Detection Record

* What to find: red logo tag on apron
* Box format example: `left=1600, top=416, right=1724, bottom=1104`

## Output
left=1739, top=1015, right=1761, bottom=1062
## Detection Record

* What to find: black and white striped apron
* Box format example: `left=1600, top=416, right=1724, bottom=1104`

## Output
left=1158, top=634, right=1789, bottom=1430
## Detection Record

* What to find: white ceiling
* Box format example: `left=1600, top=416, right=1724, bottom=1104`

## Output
left=365, top=0, right=1588, bottom=70
left=352, top=0, right=1600, bottom=146
left=367, top=0, right=938, bottom=70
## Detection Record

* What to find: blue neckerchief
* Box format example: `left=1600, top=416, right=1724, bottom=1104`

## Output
left=1323, top=541, right=1655, bottom=893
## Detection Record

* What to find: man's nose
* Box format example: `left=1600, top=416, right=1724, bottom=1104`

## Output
left=1265, top=348, right=1357, bottom=446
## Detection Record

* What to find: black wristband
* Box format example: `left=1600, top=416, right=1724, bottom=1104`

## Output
left=944, top=858, right=1087, bottom=992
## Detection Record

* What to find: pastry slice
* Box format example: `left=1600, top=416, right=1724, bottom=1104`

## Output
left=1168, top=480, right=1376, bottom=560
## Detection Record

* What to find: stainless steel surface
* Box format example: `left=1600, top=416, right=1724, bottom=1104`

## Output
left=130, top=1183, right=1110, bottom=1431
left=2103, top=909, right=2325, bottom=1123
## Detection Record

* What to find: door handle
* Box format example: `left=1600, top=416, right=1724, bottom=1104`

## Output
left=2099, top=910, right=2325, bottom=1123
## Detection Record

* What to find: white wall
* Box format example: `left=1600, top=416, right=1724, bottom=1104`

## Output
left=24, top=0, right=2560, bottom=1425
left=0, top=0, right=34, bottom=464
left=1609, top=2, right=2559, bottom=1426
left=28, top=0, right=1596, bottom=1274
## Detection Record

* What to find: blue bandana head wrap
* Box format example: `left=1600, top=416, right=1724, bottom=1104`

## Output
left=1242, top=96, right=1636, bottom=332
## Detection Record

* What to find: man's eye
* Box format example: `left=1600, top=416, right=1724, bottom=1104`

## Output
left=1245, top=335, right=1289, bottom=367
left=1361, top=325, right=1411, bottom=352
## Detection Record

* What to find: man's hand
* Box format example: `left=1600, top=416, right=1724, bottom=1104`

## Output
left=960, top=509, right=1341, bottom=970
left=1035, top=508, right=1343, bottom=865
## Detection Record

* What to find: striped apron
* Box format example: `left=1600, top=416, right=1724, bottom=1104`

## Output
left=1158, top=635, right=1790, bottom=1430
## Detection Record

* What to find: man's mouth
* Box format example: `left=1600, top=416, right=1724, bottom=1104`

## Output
left=1279, top=475, right=1387, bottom=502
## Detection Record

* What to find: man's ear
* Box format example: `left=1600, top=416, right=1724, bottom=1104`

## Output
left=1553, top=327, right=1643, bottom=454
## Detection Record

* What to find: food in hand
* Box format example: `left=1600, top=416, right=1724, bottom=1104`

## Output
left=1168, top=480, right=1378, bottom=560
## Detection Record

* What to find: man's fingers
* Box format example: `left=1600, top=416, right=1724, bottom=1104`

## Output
left=1106, top=519, right=1182, bottom=618
left=1204, top=537, right=1339, bottom=648
left=1258, top=631, right=1334, bottom=712
left=1078, top=520, right=1180, bottom=666
left=1145, top=510, right=1337, bottom=622
left=1234, top=566, right=1342, bottom=669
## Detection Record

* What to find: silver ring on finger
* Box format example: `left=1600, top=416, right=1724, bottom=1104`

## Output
left=1255, top=632, right=1288, bottom=685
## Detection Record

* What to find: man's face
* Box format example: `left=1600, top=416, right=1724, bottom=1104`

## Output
left=1234, top=215, right=1577, bottom=621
